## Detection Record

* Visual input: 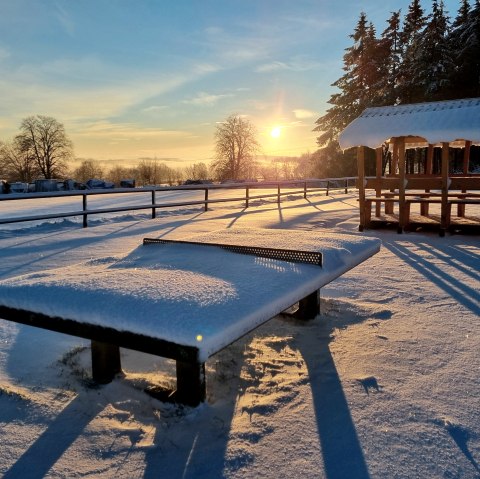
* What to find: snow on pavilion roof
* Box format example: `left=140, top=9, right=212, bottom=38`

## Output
left=338, top=97, right=480, bottom=150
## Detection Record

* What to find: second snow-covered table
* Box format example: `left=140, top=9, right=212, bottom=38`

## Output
left=0, top=228, right=380, bottom=405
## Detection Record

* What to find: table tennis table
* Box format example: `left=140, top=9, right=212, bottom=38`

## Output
left=0, top=228, right=380, bottom=406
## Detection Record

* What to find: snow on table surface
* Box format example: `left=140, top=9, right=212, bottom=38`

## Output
left=0, top=227, right=380, bottom=361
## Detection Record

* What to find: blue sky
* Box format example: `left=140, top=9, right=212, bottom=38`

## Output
left=0, top=0, right=461, bottom=167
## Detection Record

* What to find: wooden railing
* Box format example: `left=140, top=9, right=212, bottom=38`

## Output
left=0, top=177, right=356, bottom=228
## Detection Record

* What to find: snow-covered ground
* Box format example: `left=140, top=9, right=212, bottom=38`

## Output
left=0, top=191, right=479, bottom=478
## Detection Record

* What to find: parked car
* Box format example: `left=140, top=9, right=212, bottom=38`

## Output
left=183, top=179, right=213, bottom=185
left=10, top=182, right=29, bottom=193
left=120, top=179, right=135, bottom=188
left=34, top=179, right=60, bottom=192
left=86, top=179, right=115, bottom=189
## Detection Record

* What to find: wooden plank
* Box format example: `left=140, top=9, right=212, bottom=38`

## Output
left=463, top=141, right=472, bottom=175
left=440, top=142, right=450, bottom=236
left=405, top=177, right=444, bottom=190
left=426, top=144, right=434, bottom=175
left=449, top=177, right=480, bottom=191
left=398, top=138, right=407, bottom=233
left=375, top=147, right=383, bottom=216
left=363, top=177, right=402, bottom=190
left=357, top=146, right=366, bottom=231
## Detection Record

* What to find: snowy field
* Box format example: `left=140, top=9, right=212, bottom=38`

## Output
left=0, top=191, right=479, bottom=478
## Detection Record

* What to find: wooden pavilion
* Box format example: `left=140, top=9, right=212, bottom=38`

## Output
left=338, top=98, right=480, bottom=235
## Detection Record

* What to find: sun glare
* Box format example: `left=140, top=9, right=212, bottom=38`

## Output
left=270, top=126, right=281, bottom=138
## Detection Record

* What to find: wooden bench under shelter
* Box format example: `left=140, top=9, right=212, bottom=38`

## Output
left=0, top=228, right=380, bottom=406
left=338, top=98, right=480, bottom=236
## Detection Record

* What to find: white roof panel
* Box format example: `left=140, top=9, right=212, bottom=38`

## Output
left=338, top=98, right=480, bottom=149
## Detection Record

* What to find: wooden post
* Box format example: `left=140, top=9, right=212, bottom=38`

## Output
left=458, top=141, right=472, bottom=217
left=176, top=360, right=206, bottom=407
left=391, top=141, right=399, bottom=175
left=440, top=142, right=450, bottom=236
left=151, top=190, right=156, bottom=219
left=304, top=181, right=307, bottom=199
left=398, top=137, right=407, bottom=233
left=375, top=147, right=383, bottom=217
left=246, top=187, right=250, bottom=208
left=463, top=140, right=472, bottom=175
left=426, top=144, right=434, bottom=175
left=82, top=194, right=88, bottom=228
left=204, top=188, right=209, bottom=211
left=357, top=146, right=366, bottom=231
left=385, top=141, right=399, bottom=214
left=91, top=341, right=122, bottom=384
left=277, top=184, right=281, bottom=205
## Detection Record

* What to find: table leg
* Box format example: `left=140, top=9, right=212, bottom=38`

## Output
left=296, top=290, right=320, bottom=320
left=91, top=340, right=122, bottom=384
left=176, top=360, right=206, bottom=406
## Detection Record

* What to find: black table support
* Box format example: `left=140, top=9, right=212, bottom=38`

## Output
left=91, top=340, right=122, bottom=384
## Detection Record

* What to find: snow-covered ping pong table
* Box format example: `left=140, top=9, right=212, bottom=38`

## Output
left=0, top=228, right=380, bottom=406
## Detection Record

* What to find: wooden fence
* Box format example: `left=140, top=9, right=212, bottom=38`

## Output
left=0, top=177, right=355, bottom=228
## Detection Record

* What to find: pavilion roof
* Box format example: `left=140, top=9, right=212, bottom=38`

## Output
left=338, top=98, right=480, bottom=150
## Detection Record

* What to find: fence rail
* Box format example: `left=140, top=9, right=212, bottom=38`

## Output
left=0, top=177, right=356, bottom=228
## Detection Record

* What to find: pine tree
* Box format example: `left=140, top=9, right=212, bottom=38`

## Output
left=455, top=0, right=480, bottom=97
left=415, top=1, right=454, bottom=100
left=398, top=0, right=427, bottom=102
left=448, top=0, right=471, bottom=97
left=376, top=10, right=403, bottom=104
left=314, top=13, right=379, bottom=147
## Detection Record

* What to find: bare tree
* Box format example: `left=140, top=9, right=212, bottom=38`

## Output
left=16, top=115, right=72, bottom=179
left=73, top=159, right=104, bottom=183
left=0, top=138, right=40, bottom=182
left=212, top=115, right=260, bottom=181
left=184, top=162, right=210, bottom=180
left=106, top=165, right=137, bottom=186
left=136, top=159, right=176, bottom=186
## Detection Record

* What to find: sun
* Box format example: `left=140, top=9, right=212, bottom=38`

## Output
left=270, top=126, right=281, bottom=138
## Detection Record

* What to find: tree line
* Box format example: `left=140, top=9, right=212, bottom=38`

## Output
left=314, top=0, right=480, bottom=176
left=0, top=114, right=323, bottom=187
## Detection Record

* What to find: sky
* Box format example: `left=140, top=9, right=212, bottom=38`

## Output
left=0, top=0, right=462, bottom=168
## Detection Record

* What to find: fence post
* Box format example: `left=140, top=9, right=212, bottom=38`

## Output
left=345, top=179, right=348, bottom=194
left=204, top=188, right=209, bottom=211
left=151, top=190, right=156, bottom=219
left=326, top=180, right=330, bottom=196
left=82, top=194, right=88, bottom=228
left=304, top=181, right=307, bottom=199
left=246, top=187, right=249, bottom=208
left=277, top=184, right=281, bottom=205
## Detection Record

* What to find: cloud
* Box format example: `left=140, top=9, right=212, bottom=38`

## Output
left=0, top=55, right=221, bottom=125
left=55, top=4, right=75, bottom=36
left=255, top=61, right=288, bottom=73
left=256, top=56, right=322, bottom=73
left=183, top=92, right=233, bottom=107
left=142, top=105, right=168, bottom=113
left=0, top=46, right=10, bottom=61
left=191, top=63, right=222, bottom=75
left=73, top=120, right=192, bottom=140
left=293, top=109, right=317, bottom=119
